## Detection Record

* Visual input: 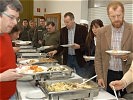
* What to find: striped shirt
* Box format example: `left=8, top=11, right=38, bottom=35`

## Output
left=109, top=24, right=124, bottom=71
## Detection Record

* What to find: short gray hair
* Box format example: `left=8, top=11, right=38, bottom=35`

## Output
left=0, top=0, right=23, bottom=15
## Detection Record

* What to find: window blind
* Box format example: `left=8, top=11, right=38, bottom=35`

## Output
left=88, top=4, right=133, bottom=26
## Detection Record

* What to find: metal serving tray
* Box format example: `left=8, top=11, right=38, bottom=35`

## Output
left=42, top=65, right=74, bottom=80
left=20, top=53, right=46, bottom=58
left=19, top=45, right=33, bottom=49
left=35, top=57, right=58, bottom=65
left=39, top=79, right=99, bottom=100
left=19, top=49, right=37, bottom=53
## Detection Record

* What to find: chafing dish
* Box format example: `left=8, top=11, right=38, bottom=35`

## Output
left=42, top=65, right=74, bottom=80
left=39, top=79, right=99, bottom=100
left=19, top=45, right=33, bottom=49
left=18, top=49, right=37, bottom=53
left=38, top=57, right=58, bottom=64
left=19, top=53, right=47, bottom=58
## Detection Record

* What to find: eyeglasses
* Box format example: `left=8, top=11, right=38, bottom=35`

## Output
left=2, top=12, right=20, bottom=22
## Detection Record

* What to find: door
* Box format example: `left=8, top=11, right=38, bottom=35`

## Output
left=33, top=16, right=44, bottom=27
left=44, top=13, right=61, bottom=30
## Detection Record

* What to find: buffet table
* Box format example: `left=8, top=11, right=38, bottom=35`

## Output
left=16, top=45, right=116, bottom=100
left=17, top=75, right=116, bottom=100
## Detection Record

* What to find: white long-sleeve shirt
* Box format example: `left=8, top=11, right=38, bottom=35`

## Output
left=121, top=61, right=133, bottom=88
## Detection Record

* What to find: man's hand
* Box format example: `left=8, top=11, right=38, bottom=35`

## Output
left=98, top=78, right=105, bottom=88
left=0, top=69, right=23, bottom=82
left=109, top=80, right=125, bottom=90
left=71, top=43, right=80, bottom=49
left=13, top=47, right=20, bottom=53
left=38, top=40, right=43, bottom=45
left=48, top=50, right=57, bottom=57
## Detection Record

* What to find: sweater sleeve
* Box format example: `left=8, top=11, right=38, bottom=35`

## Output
left=121, top=61, right=133, bottom=88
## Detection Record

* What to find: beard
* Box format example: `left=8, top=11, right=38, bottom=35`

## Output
left=112, top=19, right=124, bottom=28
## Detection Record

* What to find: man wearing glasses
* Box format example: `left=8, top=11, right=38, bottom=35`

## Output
left=0, top=0, right=23, bottom=99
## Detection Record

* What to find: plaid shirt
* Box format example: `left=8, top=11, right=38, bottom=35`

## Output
left=109, top=24, right=124, bottom=71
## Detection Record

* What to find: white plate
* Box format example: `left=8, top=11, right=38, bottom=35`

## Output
left=17, top=75, right=33, bottom=81
left=106, top=50, right=131, bottom=56
left=16, top=66, right=48, bottom=75
left=37, top=46, right=53, bottom=51
left=60, top=44, right=74, bottom=47
left=19, top=59, right=39, bottom=64
left=83, top=56, right=95, bottom=61
left=26, top=90, right=46, bottom=99
left=19, top=46, right=33, bottom=49
left=19, top=49, right=36, bottom=53
left=16, top=41, right=31, bottom=45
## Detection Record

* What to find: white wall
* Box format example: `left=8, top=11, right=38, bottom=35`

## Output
left=34, top=0, right=88, bottom=27
left=34, top=0, right=46, bottom=16
left=81, top=0, right=88, bottom=21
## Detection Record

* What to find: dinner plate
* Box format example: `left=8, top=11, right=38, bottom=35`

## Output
left=16, top=41, right=31, bottom=45
left=16, top=65, right=48, bottom=75
left=83, top=56, right=95, bottom=61
left=17, top=75, right=33, bottom=81
left=37, top=45, right=53, bottom=51
left=60, top=44, right=74, bottom=47
left=26, top=90, right=46, bottom=99
left=19, top=49, right=36, bottom=53
left=19, top=59, right=39, bottom=64
left=106, top=50, right=131, bottom=56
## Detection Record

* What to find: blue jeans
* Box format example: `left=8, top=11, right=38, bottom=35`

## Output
left=67, top=55, right=86, bottom=78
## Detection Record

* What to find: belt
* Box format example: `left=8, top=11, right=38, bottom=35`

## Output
left=108, top=69, right=123, bottom=73
left=68, top=55, right=76, bottom=56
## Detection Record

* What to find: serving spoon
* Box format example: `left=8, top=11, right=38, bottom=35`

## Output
left=80, top=75, right=97, bottom=85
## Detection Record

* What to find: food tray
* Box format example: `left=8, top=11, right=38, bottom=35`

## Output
left=20, top=53, right=47, bottom=58
left=39, top=79, right=99, bottom=100
left=18, top=49, right=37, bottom=53
left=43, top=65, right=74, bottom=79
left=38, top=57, right=58, bottom=64
left=19, top=46, right=33, bottom=49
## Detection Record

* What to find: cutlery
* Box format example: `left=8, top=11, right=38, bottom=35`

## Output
left=80, top=75, right=97, bottom=85
left=112, top=86, right=118, bottom=100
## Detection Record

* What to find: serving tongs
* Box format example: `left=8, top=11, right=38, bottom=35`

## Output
left=112, top=86, right=118, bottom=100
left=79, top=75, right=97, bottom=85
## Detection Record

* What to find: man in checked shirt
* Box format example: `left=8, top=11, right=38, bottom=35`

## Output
left=94, top=1, right=133, bottom=98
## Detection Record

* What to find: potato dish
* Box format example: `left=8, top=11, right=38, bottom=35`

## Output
left=46, top=82, right=92, bottom=92
left=39, top=57, right=56, bottom=63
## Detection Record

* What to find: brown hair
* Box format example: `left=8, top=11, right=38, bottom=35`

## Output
left=9, top=24, right=23, bottom=34
left=86, top=19, right=103, bottom=53
left=0, top=0, right=23, bottom=15
left=40, top=16, right=46, bottom=21
left=107, top=1, right=124, bottom=15
left=64, top=12, right=74, bottom=20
